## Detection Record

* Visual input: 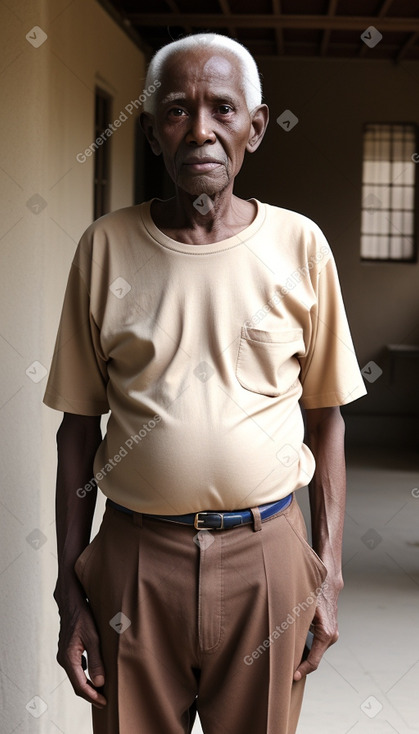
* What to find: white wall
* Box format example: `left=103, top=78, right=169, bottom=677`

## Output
left=0, top=0, right=144, bottom=731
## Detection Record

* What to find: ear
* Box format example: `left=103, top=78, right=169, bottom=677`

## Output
left=246, top=104, right=269, bottom=154
left=140, top=112, right=162, bottom=156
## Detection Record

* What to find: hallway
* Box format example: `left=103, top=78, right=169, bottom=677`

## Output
left=192, top=447, right=419, bottom=734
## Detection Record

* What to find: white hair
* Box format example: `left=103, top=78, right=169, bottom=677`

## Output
left=143, top=32, right=262, bottom=114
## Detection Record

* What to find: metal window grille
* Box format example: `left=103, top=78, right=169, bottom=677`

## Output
left=361, top=123, right=417, bottom=262
left=94, top=88, right=112, bottom=220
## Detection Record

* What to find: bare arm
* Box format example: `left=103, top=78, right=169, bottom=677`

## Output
left=54, top=412, right=107, bottom=708
left=294, top=405, right=346, bottom=681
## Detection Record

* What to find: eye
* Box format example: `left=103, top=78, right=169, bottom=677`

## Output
left=168, top=107, right=187, bottom=117
left=218, top=104, right=233, bottom=115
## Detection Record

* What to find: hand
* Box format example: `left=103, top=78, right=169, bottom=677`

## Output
left=293, top=577, right=342, bottom=681
left=56, top=598, right=107, bottom=708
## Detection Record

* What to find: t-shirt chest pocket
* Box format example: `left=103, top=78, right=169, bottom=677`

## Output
left=235, top=327, right=305, bottom=397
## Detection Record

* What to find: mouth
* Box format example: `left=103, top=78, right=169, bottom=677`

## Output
left=182, top=157, right=223, bottom=172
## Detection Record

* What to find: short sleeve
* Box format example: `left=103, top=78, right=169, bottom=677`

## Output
left=43, top=252, right=109, bottom=416
left=299, top=255, right=367, bottom=409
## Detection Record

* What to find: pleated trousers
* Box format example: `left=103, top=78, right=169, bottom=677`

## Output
left=75, top=495, right=327, bottom=734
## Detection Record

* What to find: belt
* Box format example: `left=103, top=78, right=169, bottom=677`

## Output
left=107, top=494, right=293, bottom=530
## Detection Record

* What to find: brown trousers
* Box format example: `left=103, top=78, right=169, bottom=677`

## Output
left=75, top=496, right=327, bottom=734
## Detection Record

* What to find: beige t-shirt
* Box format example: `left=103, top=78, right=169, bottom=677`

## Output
left=43, top=199, right=366, bottom=514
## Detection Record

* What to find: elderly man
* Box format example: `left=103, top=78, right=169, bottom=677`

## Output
left=44, top=32, right=366, bottom=734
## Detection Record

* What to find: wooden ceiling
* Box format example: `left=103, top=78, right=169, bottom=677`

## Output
left=98, top=0, right=419, bottom=62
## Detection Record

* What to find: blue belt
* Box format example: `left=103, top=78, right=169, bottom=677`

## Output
left=107, top=494, right=293, bottom=530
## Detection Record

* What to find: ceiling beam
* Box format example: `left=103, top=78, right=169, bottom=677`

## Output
left=164, top=0, right=181, bottom=10
left=320, top=0, right=338, bottom=57
left=359, top=0, right=394, bottom=56
left=126, top=14, right=419, bottom=32
left=163, top=0, right=193, bottom=34
left=218, top=0, right=238, bottom=38
left=271, top=0, right=284, bottom=55
left=377, top=0, right=395, bottom=17
left=240, top=40, right=409, bottom=53
left=95, top=0, right=153, bottom=57
left=396, top=31, right=419, bottom=62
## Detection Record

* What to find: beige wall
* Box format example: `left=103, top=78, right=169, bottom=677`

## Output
left=0, top=0, right=144, bottom=731
left=235, top=57, right=419, bottom=444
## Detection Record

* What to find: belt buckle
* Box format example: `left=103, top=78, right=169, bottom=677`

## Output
left=194, top=512, right=224, bottom=530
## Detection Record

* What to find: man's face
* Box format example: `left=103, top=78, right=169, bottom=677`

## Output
left=144, top=48, right=258, bottom=197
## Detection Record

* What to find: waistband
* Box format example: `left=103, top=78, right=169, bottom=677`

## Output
left=107, top=494, right=293, bottom=531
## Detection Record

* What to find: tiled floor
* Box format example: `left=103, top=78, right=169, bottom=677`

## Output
left=192, top=447, right=419, bottom=734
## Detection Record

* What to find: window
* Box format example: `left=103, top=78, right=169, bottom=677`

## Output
left=94, top=88, right=112, bottom=220
left=361, top=123, right=417, bottom=262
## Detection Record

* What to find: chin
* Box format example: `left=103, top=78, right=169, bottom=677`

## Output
left=177, top=174, right=229, bottom=198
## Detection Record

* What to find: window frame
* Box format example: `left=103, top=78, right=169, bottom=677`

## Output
left=93, top=87, right=112, bottom=220
left=360, top=121, right=418, bottom=264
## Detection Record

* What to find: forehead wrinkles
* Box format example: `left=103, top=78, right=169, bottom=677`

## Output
left=161, top=51, right=243, bottom=96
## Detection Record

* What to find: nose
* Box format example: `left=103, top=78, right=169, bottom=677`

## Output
left=185, top=110, right=216, bottom=146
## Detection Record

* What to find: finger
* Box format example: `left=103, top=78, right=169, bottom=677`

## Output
left=84, top=640, right=106, bottom=689
left=64, top=648, right=107, bottom=708
left=293, top=637, right=327, bottom=681
left=69, top=663, right=107, bottom=707
left=293, top=658, right=317, bottom=681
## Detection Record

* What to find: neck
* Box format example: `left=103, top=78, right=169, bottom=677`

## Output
left=151, top=186, right=256, bottom=245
